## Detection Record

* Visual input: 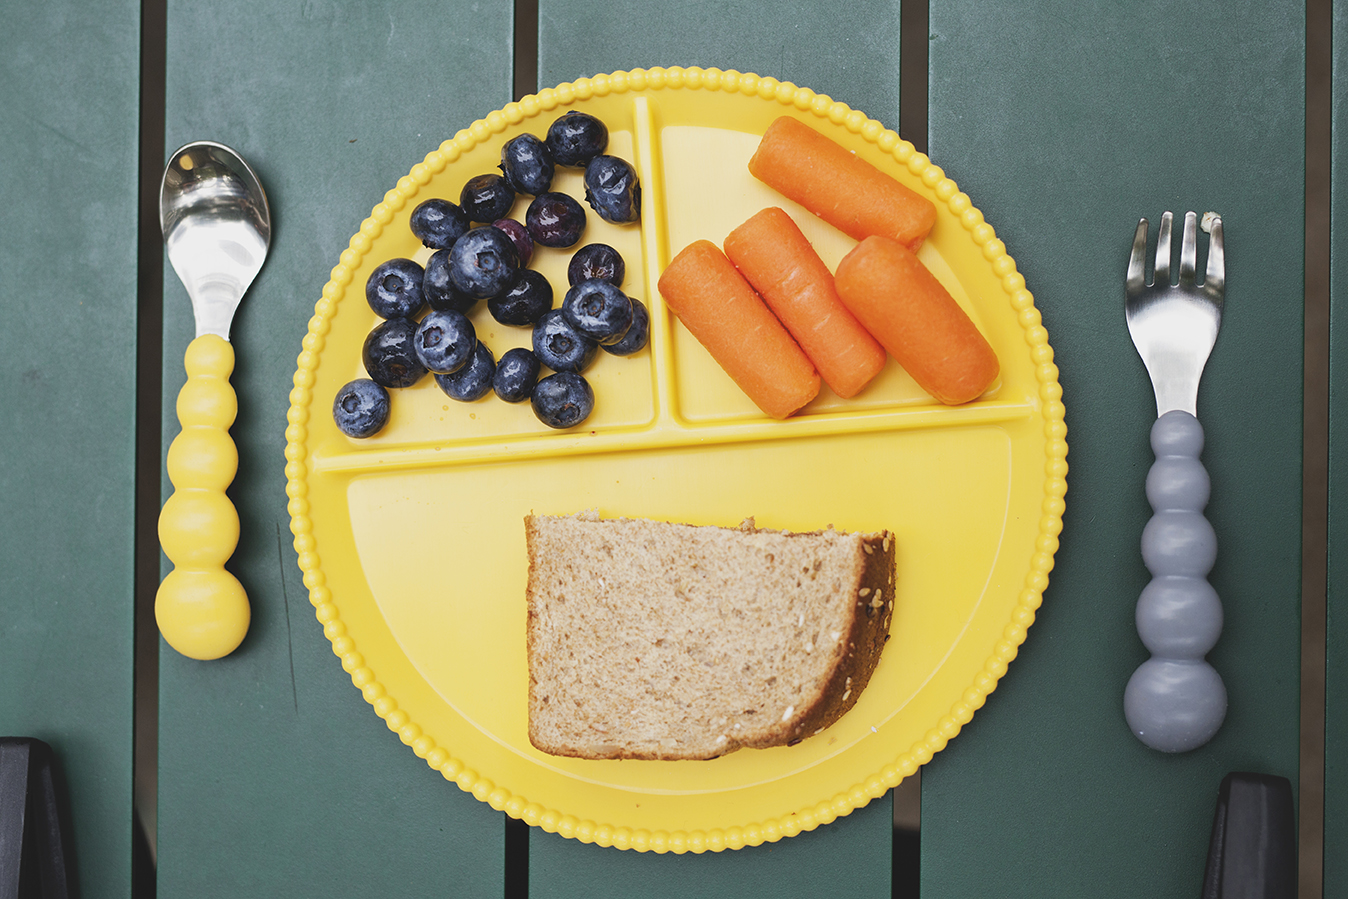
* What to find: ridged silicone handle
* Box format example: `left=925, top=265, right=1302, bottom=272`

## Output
left=1123, top=410, right=1226, bottom=751
left=155, top=335, right=250, bottom=660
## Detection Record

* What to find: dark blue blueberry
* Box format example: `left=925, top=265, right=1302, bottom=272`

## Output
left=488, top=269, right=552, bottom=326
left=365, top=258, right=426, bottom=320
left=492, top=218, right=534, bottom=267
left=546, top=111, right=608, bottom=167
left=413, top=309, right=476, bottom=374
left=423, top=248, right=478, bottom=314
left=583, top=155, right=641, bottom=224
left=525, top=192, right=587, bottom=248
left=433, top=340, right=496, bottom=402
left=448, top=226, right=521, bottom=298
left=362, top=317, right=427, bottom=388
left=332, top=378, right=390, bottom=438
left=531, top=371, right=595, bottom=429
left=492, top=347, right=542, bottom=403
left=568, top=243, right=625, bottom=286
left=532, top=307, right=598, bottom=373
left=601, top=297, right=650, bottom=356
left=459, top=173, right=516, bottom=224
left=562, top=279, right=634, bottom=346
left=499, top=133, right=554, bottom=195
left=409, top=198, right=470, bottom=250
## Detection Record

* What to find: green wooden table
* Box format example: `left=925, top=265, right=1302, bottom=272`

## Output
left=2, top=0, right=1326, bottom=895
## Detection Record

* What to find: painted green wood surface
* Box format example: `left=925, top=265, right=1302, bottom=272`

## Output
left=528, top=1, right=903, bottom=893
left=922, top=1, right=1304, bottom=896
left=0, top=4, right=140, bottom=896
left=1326, top=0, right=1347, bottom=889
left=154, top=2, right=513, bottom=894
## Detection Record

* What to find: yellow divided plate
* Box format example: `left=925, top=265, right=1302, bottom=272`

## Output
left=286, top=67, right=1067, bottom=854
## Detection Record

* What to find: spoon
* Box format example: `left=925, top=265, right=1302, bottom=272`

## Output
left=156, top=141, right=270, bottom=660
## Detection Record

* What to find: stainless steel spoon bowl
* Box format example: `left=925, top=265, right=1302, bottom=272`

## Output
left=156, top=141, right=270, bottom=660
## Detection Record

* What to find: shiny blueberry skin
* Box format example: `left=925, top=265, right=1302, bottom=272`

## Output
left=499, top=134, right=554, bottom=195
left=365, top=258, right=426, bottom=320
left=584, top=155, right=641, bottom=224
left=332, top=378, right=390, bottom=438
left=562, top=279, right=634, bottom=345
left=531, top=371, right=595, bottom=429
left=423, top=249, right=477, bottom=314
left=433, top=340, right=496, bottom=401
left=568, top=243, right=625, bottom=286
left=492, top=347, right=542, bottom=403
left=459, top=173, right=516, bottom=224
left=488, top=269, right=552, bottom=326
left=546, top=111, right=608, bottom=167
left=491, top=218, right=534, bottom=268
left=448, top=226, right=521, bottom=298
left=532, top=307, right=598, bottom=373
left=409, top=198, right=470, bottom=250
left=525, top=192, right=587, bottom=248
left=601, top=297, right=650, bottom=357
left=413, top=309, right=476, bottom=374
left=362, top=318, right=427, bottom=388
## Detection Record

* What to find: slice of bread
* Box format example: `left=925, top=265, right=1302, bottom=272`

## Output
left=525, top=512, right=895, bottom=760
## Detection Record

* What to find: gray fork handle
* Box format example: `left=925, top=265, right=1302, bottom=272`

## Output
left=1123, top=410, right=1227, bottom=752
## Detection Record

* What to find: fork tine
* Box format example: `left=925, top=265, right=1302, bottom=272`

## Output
left=1178, top=211, right=1198, bottom=286
left=1204, top=215, right=1225, bottom=296
left=1154, top=211, right=1173, bottom=286
left=1127, top=217, right=1150, bottom=294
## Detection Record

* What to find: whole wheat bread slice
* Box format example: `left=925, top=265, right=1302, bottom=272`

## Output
left=525, top=512, right=895, bottom=760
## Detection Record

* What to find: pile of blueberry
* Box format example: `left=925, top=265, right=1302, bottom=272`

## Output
left=333, top=111, right=647, bottom=438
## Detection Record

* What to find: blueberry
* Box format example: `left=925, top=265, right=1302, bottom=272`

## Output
left=546, top=111, right=608, bottom=167
left=409, top=198, right=470, bottom=250
left=365, top=258, right=426, bottom=320
left=460, top=173, right=516, bottom=223
left=492, top=218, right=534, bottom=268
left=568, top=243, right=625, bottom=286
left=562, top=279, right=634, bottom=345
left=423, top=249, right=477, bottom=314
left=499, top=133, right=554, bottom=195
left=433, top=340, right=496, bottom=402
left=531, top=371, right=595, bottom=429
left=332, top=378, right=390, bottom=438
left=602, top=297, right=650, bottom=356
left=413, top=309, right=476, bottom=374
left=488, top=269, right=552, bottom=326
left=448, top=226, right=521, bottom=298
left=362, top=317, right=427, bottom=388
left=525, top=192, right=587, bottom=248
left=492, top=347, right=542, bottom=403
left=583, top=155, right=641, bottom=224
left=533, top=307, right=598, bottom=373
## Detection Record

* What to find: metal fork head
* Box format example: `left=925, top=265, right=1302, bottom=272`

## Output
left=1124, top=211, right=1225, bottom=418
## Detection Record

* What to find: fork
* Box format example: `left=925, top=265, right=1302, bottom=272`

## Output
left=1121, top=210, right=1228, bottom=752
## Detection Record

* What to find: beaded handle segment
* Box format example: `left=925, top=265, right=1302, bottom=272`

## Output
left=1123, top=410, right=1226, bottom=751
left=155, top=335, right=251, bottom=660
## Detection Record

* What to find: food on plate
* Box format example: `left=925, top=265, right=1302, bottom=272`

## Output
left=492, top=347, right=542, bottom=403
left=459, top=172, right=516, bottom=224
left=491, top=218, right=534, bottom=267
left=447, top=226, right=521, bottom=299
left=600, top=297, right=649, bottom=357
left=583, top=155, right=641, bottom=224
left=658, top=239, right=819, bottom=419
left=530, top=372, right=595, bottom=428
left=524, top=512, right=895, bottom=760
left=409, top=198, right=470, bottom=251
left=331, top=378, right=390, bottom=438
left=499, top=133, right=555, bottom=196
left=546, top=110, right=608, bottom=167
left=432, top=340, right=496, bottom=402
left=568, top=243, right=625, bottom=287
left=422, top=249, right=476, bottom=314
left=532, top=307, right=599, bottom=374
left=561, top=279, right=635, bottom=346
left=412, top=309, right=476, bottom=375
left=834, top=236, right=999, bottom=405
left=723, top=207, right=886, bottom=399
left=525, top=191, right=588, bottom=248
left=749, top=116, right=936, bottom=252
left=487, top=269, right=553, bottom=327
left=362, top=317, right=427, bottom=389
left=365, top=258, right=427, bottom=321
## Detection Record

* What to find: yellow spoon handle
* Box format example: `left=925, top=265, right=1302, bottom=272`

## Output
left=155, top=334, right=250, bottom=660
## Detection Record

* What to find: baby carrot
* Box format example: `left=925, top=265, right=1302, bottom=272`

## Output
left=833, top=236, right=999, bottom=405
left=748, top=116, right=937, bottom=252
left=658, top=240, right=820, bottom=419
left=723, top=207, right=885, bottom=398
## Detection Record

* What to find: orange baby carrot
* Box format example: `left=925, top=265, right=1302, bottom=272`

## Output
left=658, top=240, right=820, bottom=419
left=723, top=207, right=886, bottom=398
left=748, top=116, right=937, bottom=252
left=833, top=236, right=999, bottom=405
